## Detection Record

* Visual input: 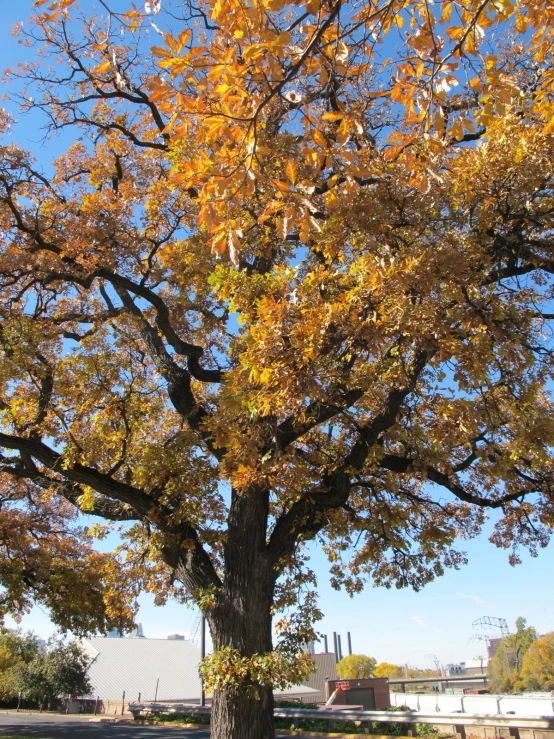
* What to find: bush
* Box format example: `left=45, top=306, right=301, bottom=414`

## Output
left=273, top=702, right=437, bottom=736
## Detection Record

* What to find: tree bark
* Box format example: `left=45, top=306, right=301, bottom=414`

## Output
left=211, top=685, right=274, bottom=739
left=208, top=583, right=276, bottom=739
left=208, top=488, right=276, bottom=739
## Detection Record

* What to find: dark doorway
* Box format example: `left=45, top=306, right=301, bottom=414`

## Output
left=346, top=688, right=376, bottom=710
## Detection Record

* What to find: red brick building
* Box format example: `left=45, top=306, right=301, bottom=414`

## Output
left=326, top=678, right=391, bottom=711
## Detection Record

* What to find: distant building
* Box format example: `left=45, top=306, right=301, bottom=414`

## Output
left=127, top=624, right=145, bottom=639
left=465, top=657, right=488, bottom=675
left=106, top=623, right=145, bottom=639
left=78, top=636, right=320, bottom=714
left=299, top=652, right=337, bottom=703
left=445, top=662, right=466, bottom=676
left=79, top=636, right=202, bottom=711
left=326, top=677, right=390, bottom=710
left=488, top=637, right=503, bottom=660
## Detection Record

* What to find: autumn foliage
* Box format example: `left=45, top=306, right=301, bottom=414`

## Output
left=1, top=0, right=554, bottom=735
left=520, top=632, right=554, bottom=692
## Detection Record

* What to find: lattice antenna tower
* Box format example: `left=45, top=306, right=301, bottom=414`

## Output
left=472, top=616, right=509, bottom=637
left=190, top=610, right=202, bottom=645
left=470, top=633, right=491, bottom=646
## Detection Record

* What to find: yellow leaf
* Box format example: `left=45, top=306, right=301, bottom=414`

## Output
left=336, top=41, right=349, bottom=64
left=151, top=46, right=173, bottom=58
left=445, top=26, right=466, bottom=41
left=312, top=129, right=327, bottom=149
left=544, top=117, right=554, bottom=136
left=515, top=13, right=527, bottom=33
left=273, top=179, right=291, bottom=194
left=285, top=160, right=298, bottom=185
left=165, top=33, right=180, bottom=55
left=92, top=61, right=111, bottom=75
left=440, top=1, right=452, bottom=23
left=210, top=231, right=227, bottom=256
left=322, top=112, right=345, bottom=121
left=177, top=29, right=191, bottom=53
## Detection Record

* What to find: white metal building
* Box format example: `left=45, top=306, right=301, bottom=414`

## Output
left=79, top=636, right=202, bottom=703
left=78, top=636, right=319, bottom=711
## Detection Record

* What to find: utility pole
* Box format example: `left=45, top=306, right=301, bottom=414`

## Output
left=200, top=612, right=206, bottom=707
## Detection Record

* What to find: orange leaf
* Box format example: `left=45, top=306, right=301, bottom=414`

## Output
left=92, top=61, right=111, bottom=75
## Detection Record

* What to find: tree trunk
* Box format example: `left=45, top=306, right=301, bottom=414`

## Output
left=207, top=488, right=276, bottom=739
left=211, top=685, right=274, bottom=739
left=208, top=581, right=276, bottom=739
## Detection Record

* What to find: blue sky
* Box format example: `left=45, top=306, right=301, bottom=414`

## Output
left=7, top=516, right=553, bottom=669
left=1, top=2, right=553, bottom=670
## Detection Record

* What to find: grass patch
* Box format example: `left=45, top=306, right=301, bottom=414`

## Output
left=139, top=712, right=210, bottom=725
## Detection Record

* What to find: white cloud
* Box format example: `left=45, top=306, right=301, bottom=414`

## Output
left=411, top=616, right=441, bottom=632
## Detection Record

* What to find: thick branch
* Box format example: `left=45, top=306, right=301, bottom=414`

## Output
left=378, top=454, right=537, bottom=508
left=0, top=433, right=222, bottom=591
left=0, top=431, right=154, bottom=515
left=268, top=347, right=431, bottom=565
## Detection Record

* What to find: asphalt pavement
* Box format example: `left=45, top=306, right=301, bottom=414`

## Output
left=0, top=714, right=307, bottom=739
left=0, top=714, right=211, bottom=738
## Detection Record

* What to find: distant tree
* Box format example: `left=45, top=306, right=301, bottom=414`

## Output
left=0, top=630, right=42, bottom=702
left=373, top=662, right=404, bottom=679
left=17, top=640, right=92, bottom=709
left=519, top=632, right=554, bottom=692
left=336, top=654, right=377, bottom=679
left=489, top=618, right=538, bottom=692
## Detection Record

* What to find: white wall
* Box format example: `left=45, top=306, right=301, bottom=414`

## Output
left=390, top=691, right=554, bottom=716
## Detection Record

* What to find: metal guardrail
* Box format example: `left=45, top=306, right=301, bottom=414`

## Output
left=389, top=675, right=488, bottom=686
left=129, top=703, right=554, bottom=734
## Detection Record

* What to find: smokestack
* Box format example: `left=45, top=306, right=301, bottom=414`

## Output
left=323, top=634, right=328, bottom=653
left=333, top=632, right=338, bottom=663
left=347, top=632, right=352, bottom=655
left=338, top=634, right=343, bottom=662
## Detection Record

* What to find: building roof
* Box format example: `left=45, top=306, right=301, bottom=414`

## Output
left=79, top=637, right=202, bottom=702
left=302, top=653, right=337, bottom=701
left=465, top=658, right=489, bottom=669
left=274, top=684, right=320, bottom=698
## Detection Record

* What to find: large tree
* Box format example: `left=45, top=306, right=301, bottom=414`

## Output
left=1, top=0, right=554, bottom=736
left=520, top=631, right=554, bottom=692
left=337, top=654, right=377, bottom=679
left=0, top=630, right=42, bottom=702
left=488, top=617, right=538, bottom=692
left=16, top=638, right=92, bottom=709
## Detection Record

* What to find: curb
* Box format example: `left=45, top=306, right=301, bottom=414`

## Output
left=277, top=732, right=418, bottom=739
left=128, top=721, right=418, bottom=738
